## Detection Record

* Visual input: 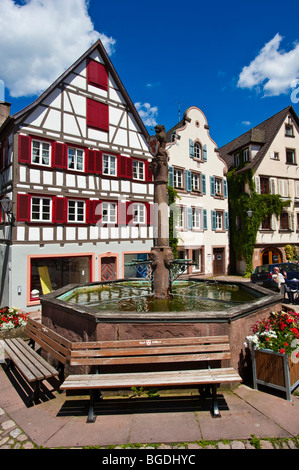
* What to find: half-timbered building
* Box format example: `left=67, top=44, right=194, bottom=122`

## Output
left=0, top=40, right=153, bottom=311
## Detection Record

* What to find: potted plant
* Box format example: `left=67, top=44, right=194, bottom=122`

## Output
left=246, top=311, right=299, bottom=400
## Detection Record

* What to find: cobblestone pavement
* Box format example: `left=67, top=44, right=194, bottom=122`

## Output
left=0, top=406, right=298, bottom=450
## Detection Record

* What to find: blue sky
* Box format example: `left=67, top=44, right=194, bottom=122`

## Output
left=1, top=0, right=299, bottom=147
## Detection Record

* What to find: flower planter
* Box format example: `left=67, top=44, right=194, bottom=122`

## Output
left=252, top=346, right=299, bottom=401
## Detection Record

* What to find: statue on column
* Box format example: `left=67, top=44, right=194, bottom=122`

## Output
left=148, top=125, right=174, bottom=299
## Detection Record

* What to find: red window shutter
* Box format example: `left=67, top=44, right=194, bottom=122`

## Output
left=86, top=199, right=95, bottom=224
left=17, top=194, right=30, bottom=222
left=87, top=59, right=108, bottom=90
left=53, top=197, right=67, bottom=224
left=146, top=203, right=153, bottom=225
left=126, top=201, right=133, bottom=225
left=118, top=155, right=132, bottom=179
left=18, top=135, right=31, bottom=164
left=94, top=151, right=102, bottom=174
left=52, top=142, right=67, bottom=169
left=145, top=161, right=153, bottom=182
left=94, top=200, right=102, bottom=224
left=87, top=98, right=109, bottom=132
left=86, top=149, right=95, bottom=173
left=118, top=201, right=126, bottom=226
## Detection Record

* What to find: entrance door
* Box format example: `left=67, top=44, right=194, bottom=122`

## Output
left=261, top=249, right=281, bottom=265
left=213, top=248, right=225, bottom=276
left=101, top=257, right=116, bottom=281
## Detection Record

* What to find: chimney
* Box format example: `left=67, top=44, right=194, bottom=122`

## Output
left=0, top=80, right=11, bottom=127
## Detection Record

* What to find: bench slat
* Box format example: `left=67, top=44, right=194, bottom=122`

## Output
left=70, top=335, right=230, bottom=350
left=3, top=339, right=45, bottom=381
left=70, top=343, right=231, bottom=359
left=70, top=351, right=231, bottom=366
left=10, top=338, right=58, bottom=378
left=60, top=368, right=241, bottom=391
left=24, top=319, right=70, bottom=364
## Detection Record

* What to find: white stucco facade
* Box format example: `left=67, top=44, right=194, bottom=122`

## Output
left=166, top=107, right=229, bottom=276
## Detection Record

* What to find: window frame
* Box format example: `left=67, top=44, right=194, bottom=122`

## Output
left=191, top=172, right=200, bottom=192
left=216, top=211, right=223, bottom=230
left=102, top=153, right=117, bottom=177
left=132, top=203, right=146, bottom=225
left=193, top=142, right=202, bottom=160
left=102, top=201, right=117, bottom=225
left=286, top=148, right=296, bottom=165
left=132, top=159, right=145, bottom=181
left=31, top=196, right=52, bottom=222
left=192, top=207, right=201, bottom=229
left=67, top=146, right=85, bottom=172
left=68, top=199, right=85, bottom=223
left=173, top=168, right=184, bottom=189
left=31, top=139, right=51, bottom=167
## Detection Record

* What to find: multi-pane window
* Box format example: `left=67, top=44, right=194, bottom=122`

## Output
left=31, top=197, right=51, bottom=221
left=260, top=177, right=270, bottom=194
left=261, top=216, right=271, bottom=230
left=215, top=178, right=222, bottom=195
left=68, top=200, right=85, bottom=223
left=243, top=148, right=249, bottom=162
left=194, top=142, right=202, bottom=159
left=177, top=206, right=184, bottom=228
left=191, top=173, right=200, bottom=191
left=133, top=160, right=145, bottom=180
left=174, top=168, right=183, bottom=188
left=133, top=203, right=145, bottom=224
left=103, top=154, right=117, bottom=176
left=68, top=147, right=84, bottom=171
left=297, top=213, right=299, bottom=231
left=286, top=149, right=296, bottom=164
left=234, top=153, right=239, bottom=166
left=216, top=211, right=223, bottom=230
left=285, top=124, right=294, bottom=136
left=280, top=212, right=289, bottom=230
left=32, top=140, right=50, bottom=166
left=102, top=202, right=117, bottom=224
left=192, top=208, right=201, bottom=229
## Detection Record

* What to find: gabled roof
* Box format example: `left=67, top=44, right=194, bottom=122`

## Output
left=218, top=105, right=299, bottom=172
left=11, top=39, right=149, bottom=139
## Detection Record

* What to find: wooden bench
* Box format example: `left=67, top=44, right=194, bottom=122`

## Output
left=61, top=335, right=242, bottom=423
left=2, top=337, right=59, bottom=405
left=24, top=318, right=71, bottom=382
left=2, top=318, right=71, bottom=406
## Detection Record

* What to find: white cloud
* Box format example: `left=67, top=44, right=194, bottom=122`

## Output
left=242, top=121, right=251, bottom=126
left=135, top=102, right=158, bottom=127
left=237, top=33, right=299, bottom=96
left=0, top=0, right=116, bottom=98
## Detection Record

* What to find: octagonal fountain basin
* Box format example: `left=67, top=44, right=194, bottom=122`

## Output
left=40, top=278, right=281, bottom=377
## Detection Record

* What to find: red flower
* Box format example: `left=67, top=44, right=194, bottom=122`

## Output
left=279, top=348, right=285, bottom=354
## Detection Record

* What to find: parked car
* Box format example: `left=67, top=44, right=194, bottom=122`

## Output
left=250, top=262, right=299, bottom=290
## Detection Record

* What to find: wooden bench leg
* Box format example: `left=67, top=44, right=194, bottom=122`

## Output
left=28, top=380, right=41, bottom=407
left=87, top=389, right=97, bottom=423
left=211, top=384, right=221, bottom=418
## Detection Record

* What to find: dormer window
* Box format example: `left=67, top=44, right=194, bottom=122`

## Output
left=234, top=153, right=239, bottom=166
left=243, top=148, right=249, bottom=162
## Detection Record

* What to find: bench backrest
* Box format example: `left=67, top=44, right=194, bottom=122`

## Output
left=69, top=336, right=231, bottom=367
left=24, top=318, right=71, bottom=365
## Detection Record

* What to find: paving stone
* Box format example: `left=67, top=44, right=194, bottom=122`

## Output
left=231, top=441, right=245, bottom=449
left=187, top=443, right=203, bottom=449
left=0, top=408, right=5, bottom=416
left=17, top=434, right=28, bottom=442
left=10, top=428, right=22, bottom=439
left=0, top=436, right=9, bottom=447
left=244, top=441, right=256, bottom=449
left=22, top=441, right=35, bottom=449
left=1, top=420, right=15, bottom=430
left=260, top=440, right=274, bottom=449
left=287, top=440, right=297, bottom=449
left=217, top=442, right=231, bottom=449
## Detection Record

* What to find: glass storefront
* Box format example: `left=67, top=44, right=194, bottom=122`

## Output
left=30, top=255, right=91, bottom=300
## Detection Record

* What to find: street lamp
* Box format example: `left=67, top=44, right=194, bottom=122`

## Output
left=0, top=197, right=14, bottom=223
left=247, top=209, right=253, bottom=218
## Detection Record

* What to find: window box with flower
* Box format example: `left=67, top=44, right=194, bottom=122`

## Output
left=245, top=311, right=299, bottom=401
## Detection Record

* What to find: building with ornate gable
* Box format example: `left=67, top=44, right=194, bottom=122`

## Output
left=166, top=106, right=229, bottom=276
